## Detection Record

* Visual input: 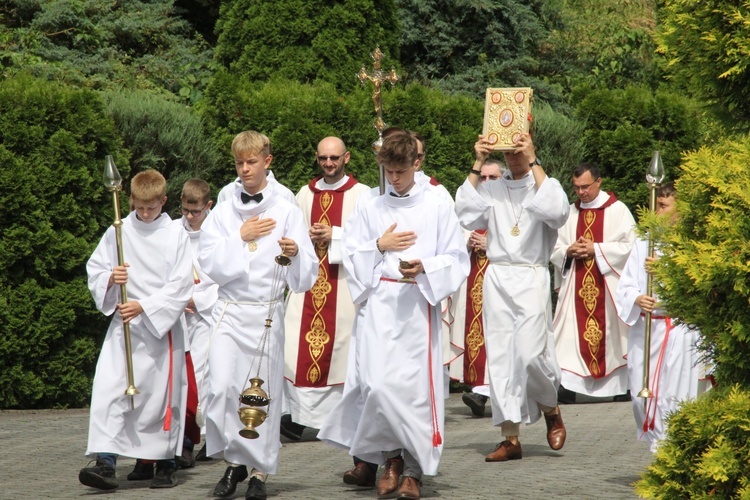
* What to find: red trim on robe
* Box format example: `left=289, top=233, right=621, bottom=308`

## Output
left=573, top=193, right=619, bottom=379
left=184, top=351, right=200, bottom=445
left=429, top=176, right=440, bottom=186
left=293, top=175, right=359, bottom=387
left=163, top=330, right=173, bottom=431
left=643, top=317, right=673, bottom=434
left=463, top=230, right=489, bottom=386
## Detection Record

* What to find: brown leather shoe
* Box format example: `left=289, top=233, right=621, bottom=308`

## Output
left=377, top=457, right=404, bottom=496
left=544, top=406, right=567, bottom=450
left=396, top=476, right=421, bottom=500
left=485, top=440, right=523, bottom=462
left=343, top=462, right=376, bottom=487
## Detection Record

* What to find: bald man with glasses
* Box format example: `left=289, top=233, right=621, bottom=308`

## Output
left=282, top=136, right=371, bottom=446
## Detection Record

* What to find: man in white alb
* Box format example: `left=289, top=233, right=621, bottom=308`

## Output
left=455, top=132, right=570, bottom=462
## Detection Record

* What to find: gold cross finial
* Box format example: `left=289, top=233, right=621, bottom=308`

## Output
left=357, top=46, right=399, bottom=135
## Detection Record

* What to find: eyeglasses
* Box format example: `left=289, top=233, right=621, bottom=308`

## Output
left=573, top=179, right=600, bottom=192
left=480, top=175, right=500, bottom=181
left=317, top=154, right=346, bottom=163
left=180, top=203, right=208, bottom=217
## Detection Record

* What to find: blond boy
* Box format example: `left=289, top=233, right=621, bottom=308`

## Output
left=80, top=169, right=193, bottom=490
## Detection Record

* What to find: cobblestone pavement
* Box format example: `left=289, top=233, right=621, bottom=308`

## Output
left=0, top=393, right=652, bottom=499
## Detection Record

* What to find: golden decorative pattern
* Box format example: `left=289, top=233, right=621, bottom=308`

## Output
left=304, top=193, right=334, bottom=384
left=465, top=252, right=489, bottom=383
left=482, top=87, right=533, bottom=151
left=577, top=210, right=603, bottom=376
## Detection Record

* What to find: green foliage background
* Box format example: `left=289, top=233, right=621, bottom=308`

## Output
left=0, top=15, right=747, bottom=492
left=0, top=74, right=128, bottom=408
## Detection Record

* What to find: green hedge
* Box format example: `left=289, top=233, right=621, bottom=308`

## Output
left=574, top=84, right=720, bottom=211
left=201, top=75, right=589, bottom=198
left=0, top=74, right=127, bottom=408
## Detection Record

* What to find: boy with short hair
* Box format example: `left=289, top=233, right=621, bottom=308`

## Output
left=199, top=130, right=318, bottom=500
left=80, top=169, right=194, bottom=491
left=318, top=132, right=469, bottom=500
left=177, top=179, right=217, bottom=464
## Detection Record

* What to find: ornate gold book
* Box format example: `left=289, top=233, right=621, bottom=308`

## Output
left=482, top=87, right=533, bottom=151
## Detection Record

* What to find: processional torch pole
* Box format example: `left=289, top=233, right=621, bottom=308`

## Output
left=637, top=151, right=665, bottom=402
left=103, top=155, right=139, bottom=408
left=357, top=46, right=399, bottom=194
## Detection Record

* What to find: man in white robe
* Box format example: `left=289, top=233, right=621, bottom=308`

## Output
left=198, top=131, right=318, bottom=500
left=283, top=137, right=370, bottom=435
left=615, top=181, right=709, bottom=452
left=455, top=133, right=570, bottom=462
left=319, top=132, right=469, bottom=500
left=551, top=163, right=636, bottom=398
left=80, top=169, right=193, bottom=491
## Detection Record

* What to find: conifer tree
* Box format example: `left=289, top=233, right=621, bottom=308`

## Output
left=213, top=0, right=399, bottom=91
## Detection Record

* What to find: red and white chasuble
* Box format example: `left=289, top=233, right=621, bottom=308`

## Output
left=551, top=191, right=636, bottom=397
left=449, top=231, right=490, bottom=387
left=284, top=175, right=370, bottom=428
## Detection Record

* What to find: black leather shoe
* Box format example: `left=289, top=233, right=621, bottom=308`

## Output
left=127, top=459, right=154, bottom=481
left=280, top=414, right=306, bottom=441
left=462, top=392, right=488, bottom=417
left=79, top=460, right=119, bottom=490
left=245, top=476, right=267, bottom=500
left=213, top=465, right=248, bottom=497
left=150, top=462, right=178, bottom=488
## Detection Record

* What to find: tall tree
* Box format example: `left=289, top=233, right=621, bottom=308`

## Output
left=655, top=0, right=750, bottom=123
left=395, top=0, right=559, bottom=100
left=213, top=0, right=400, bottom=91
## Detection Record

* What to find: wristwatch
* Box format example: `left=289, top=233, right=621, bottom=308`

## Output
left=529, top=158, right=541, bottom=168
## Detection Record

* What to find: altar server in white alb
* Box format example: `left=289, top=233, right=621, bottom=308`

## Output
left=283, top=136, right=370, bottom=435
left=551, top=163, right=635, bottom=398
left=198, top=131, right=318, bottom=500
left=80, top=169, right=193, bottom=491
left=455, top=132, right=570, bottom=463
left=615, top=181, right=708, bottom=453
left=319, top=131, right=469, bottom=500
left=176, top=179, right=218, bottom=464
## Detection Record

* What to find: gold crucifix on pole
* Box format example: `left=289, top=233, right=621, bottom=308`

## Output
left=357, top=46, right=399, bottom=194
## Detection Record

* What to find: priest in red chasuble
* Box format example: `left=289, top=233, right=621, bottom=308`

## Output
left=551, top=163, right=636, bottom=398
left=283, top=136, right=371, bottom=433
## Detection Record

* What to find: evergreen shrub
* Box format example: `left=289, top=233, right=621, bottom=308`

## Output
left=636, top=385, right=750, bottom=498
left=0, top=74, right=128, bottom=408
left=635, top=134, right=750, bottom=497
left=201, top=76, right=584, bottom=198
left=574, top=84, right=719, bottom=211
left=213, top=0, right=399, bottom=92
left=103, top=90, right=224, bottom=214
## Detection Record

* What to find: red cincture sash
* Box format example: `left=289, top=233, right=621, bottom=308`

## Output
left=463, top=231, right=489, bottom=386
left=573, top=194, right=618, bottom=379
left=294, top=176, right=359, bottom=387
left=429, top=176, right=440, bottom=186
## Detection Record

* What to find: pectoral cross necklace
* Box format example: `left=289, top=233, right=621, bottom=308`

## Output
left=505, top=184, right=529, bottom=236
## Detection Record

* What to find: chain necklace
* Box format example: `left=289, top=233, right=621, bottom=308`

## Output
left=505, top=184, right=526, bottom=236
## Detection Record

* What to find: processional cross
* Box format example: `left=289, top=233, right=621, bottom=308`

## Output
left=357, top=47, right=399, bottom=193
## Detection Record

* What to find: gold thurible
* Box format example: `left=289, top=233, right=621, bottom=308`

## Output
left=236, top=244, right=292, bottom=439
